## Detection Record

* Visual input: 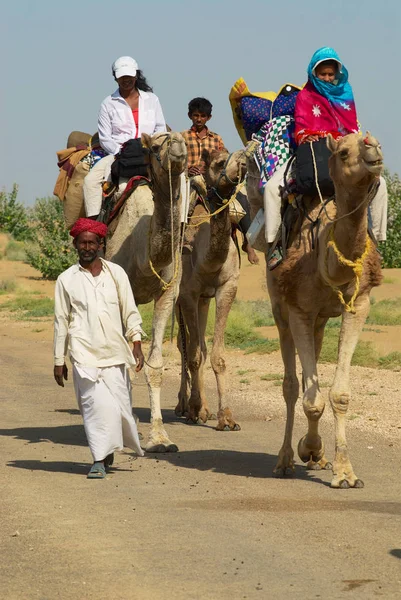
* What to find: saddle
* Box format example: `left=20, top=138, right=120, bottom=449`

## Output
left=98, top=139, right=151, bottom=226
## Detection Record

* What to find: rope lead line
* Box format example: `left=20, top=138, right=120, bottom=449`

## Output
left=326, top=226, right=372, bottom=314
left=147, top=138, right=180, bottom=292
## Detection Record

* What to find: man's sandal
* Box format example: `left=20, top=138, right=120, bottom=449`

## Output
left=87, top=462, right=106, bottom=479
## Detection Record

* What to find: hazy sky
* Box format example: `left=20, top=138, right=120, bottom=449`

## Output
left=1, top=0, right=400, bottom=205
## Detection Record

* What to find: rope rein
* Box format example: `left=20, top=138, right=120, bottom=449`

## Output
left=325, top=226, right=372, bottom=314
left=309, top=141, right=378, bottom=224
left=186, top=152, right=246, bottom=229
left=147, top=138, right=180, bottom=292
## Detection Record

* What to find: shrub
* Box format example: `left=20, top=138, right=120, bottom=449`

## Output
left=0, top=279, right=17, bottom=294
left=25, top=197, right=76, bottom=280
left=4, top=240, right=26, bottom=261
left=379, top=170, right=401, bottom=267
left=0, top=184, right=32, bottom=241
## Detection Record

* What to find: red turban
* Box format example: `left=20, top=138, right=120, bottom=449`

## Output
left=70, top=218, right=108, bottom=239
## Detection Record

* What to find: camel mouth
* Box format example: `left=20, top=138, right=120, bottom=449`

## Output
left=363, top=158, right=383, bottom=173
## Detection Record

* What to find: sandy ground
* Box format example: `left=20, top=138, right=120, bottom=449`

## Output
left=1, top=240, right=401, bottom=598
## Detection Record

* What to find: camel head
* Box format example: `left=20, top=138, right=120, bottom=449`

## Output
left=141, top=131, right=187, bottom=176
left=327, top=132, right=383, bottom=189
left=202, top=149, right=247, bottom=199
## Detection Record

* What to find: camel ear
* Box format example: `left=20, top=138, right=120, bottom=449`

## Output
left=141, top=133, right=152, bottom=149
left=326, top=134, right=337, bottom=154
left=201, top=148, right=212, bottom=167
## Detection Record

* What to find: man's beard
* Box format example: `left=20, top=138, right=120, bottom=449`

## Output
left=78, top=249, right=98, bottom=264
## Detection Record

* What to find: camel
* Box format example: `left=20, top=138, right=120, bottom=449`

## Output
left=175, top=149, right=247, bottom=430
left=249, top=132, right=383, bottom=488
left=105, top=131, right=187, bottom=452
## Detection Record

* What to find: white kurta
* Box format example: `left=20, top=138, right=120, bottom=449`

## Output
left=54, top=259, right=145, bottom=460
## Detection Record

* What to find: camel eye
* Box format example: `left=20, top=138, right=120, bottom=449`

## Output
left=340, top=149, right=348, bottom=159
left=151, top=144, right=161, bottom=153
left=216, top=159, right=226, bottom=168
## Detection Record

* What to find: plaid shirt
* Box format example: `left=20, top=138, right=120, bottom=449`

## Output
left=182, top=126, right=226, bottom=173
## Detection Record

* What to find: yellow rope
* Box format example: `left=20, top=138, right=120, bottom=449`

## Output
left=148, top=246, right=180, bottom=291
left=326, top=227, right=372, bottom=314
left=186, top=179, right=246, bottom=229
left=147, top=139, right=180, bottom=292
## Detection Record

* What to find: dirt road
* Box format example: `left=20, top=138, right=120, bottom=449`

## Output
left=1, top=328, right=401, bottom=600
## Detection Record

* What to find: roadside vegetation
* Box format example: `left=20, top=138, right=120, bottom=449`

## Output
left=1, top=174, right=401, bottom=369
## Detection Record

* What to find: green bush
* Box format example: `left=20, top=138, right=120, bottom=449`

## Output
left=25, top=197, right=76, bottom=280
left=4, top=240, right=26, bottom=261
left=0, top=185, right=32, bottom=241
left=379, top=170, right=401, bottom=267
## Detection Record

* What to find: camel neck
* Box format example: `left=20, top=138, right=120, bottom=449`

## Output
left=149, top=172, right=182, bottom=269
left=325, top=185, right=370, bottom=285
left=205, top=202, right=232, bottom=269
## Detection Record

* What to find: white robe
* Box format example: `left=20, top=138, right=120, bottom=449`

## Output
left=73, top=363, right=144, bottom=462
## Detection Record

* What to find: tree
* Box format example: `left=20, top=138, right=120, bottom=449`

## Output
left=0, top=184, right=32, bottom=241
left=25, top=197, right=76, bottom=279
left=379, top=170, right=401, bottom=268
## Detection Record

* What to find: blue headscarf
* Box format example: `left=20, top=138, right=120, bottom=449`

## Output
left=307, top=46, right=355, bottom=106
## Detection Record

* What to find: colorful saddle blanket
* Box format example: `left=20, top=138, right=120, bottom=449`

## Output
left=253, top=115, right=296, bottom=189
left=229, top=79, right=302, bottom=145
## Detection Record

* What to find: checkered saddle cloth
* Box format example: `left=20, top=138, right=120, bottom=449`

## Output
left=253, top=115, right=295, bottom=189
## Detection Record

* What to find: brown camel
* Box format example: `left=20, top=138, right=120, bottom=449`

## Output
left=175, top=149, right=247, bottom=430
left=105, top=131, right=187, bottom=452
left=260, top=132, right=383, bottom=487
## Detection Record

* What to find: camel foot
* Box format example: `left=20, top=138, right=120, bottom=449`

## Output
left=273, top=466, right=295, bottom=478
left=184, top=406, right=214, bottom=424
left=145, top=420, right=178, bottom=453
left=216, top=408, right=241, bottom=431
left=273, top=447, right=295, bottom=477
left=145, top=442, right=179, bottom=453
left=175, top=395, right=189, bottom=418
left=331, top=476, right=364, bottom=489
left=306, top=458, right=333, bottom=471
left=298, top=434, right=326, bottom=465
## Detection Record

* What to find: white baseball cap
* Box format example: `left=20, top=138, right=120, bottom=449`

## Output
left=112, top=56, right=138, bottom=79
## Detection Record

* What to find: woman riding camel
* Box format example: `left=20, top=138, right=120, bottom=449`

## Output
left=83, top=56, right=167, bottom=219
left=264, top=46, right=387, bottom=255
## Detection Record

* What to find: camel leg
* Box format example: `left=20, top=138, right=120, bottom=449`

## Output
left=197, top=297, right=215, bottom=423
left=329, top=295, right=370, bottom=488
left=288, top=309, right=329, bottom=469
left=273, top=309, right=300, bottom=476
left=144, top=290, right=178, bottom=453
left=175, top=304, right=190, bottom=417
left=213, top=285, right=240, bottom=431
left=179, top=294, right=204, bottom=423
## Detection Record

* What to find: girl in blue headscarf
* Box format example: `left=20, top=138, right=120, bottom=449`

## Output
left=295, top=47, right=359, bottom=145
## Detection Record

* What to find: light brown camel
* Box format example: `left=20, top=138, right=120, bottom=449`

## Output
left=175, top=149, right=247, bottom=430
left=256, top=132, right=383, bottom=487
left=105, top=131, right=187, bottom=452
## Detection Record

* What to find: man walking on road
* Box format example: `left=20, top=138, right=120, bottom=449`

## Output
left=53, top=218, right=145, bottom=478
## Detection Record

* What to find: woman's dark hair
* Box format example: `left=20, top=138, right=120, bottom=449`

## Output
left=188, top=97, right=213, bottom=116
left=113, top=68, right=153, bottom=92
left=135, top=70, right=153, bottom=92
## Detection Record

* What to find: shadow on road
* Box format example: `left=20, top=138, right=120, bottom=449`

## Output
left=0, top=425, right=87, bottom=446
left=54, top=409, right=81, bottom=416
left=145, top=449, right=332, bottom=486
left=7, top=460, right=137, bottom=476
left=7, top=460, right=89, bottom=475
left=389, top=549, right=401, bottom=559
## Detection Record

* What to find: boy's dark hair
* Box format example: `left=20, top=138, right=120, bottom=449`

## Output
left=188, top=97, right=213, bottom=116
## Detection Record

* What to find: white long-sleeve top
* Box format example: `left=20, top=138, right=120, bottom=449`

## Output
left=98, top=88, right=167, bottom=155
left=54, top=259, right=144, bottom=368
